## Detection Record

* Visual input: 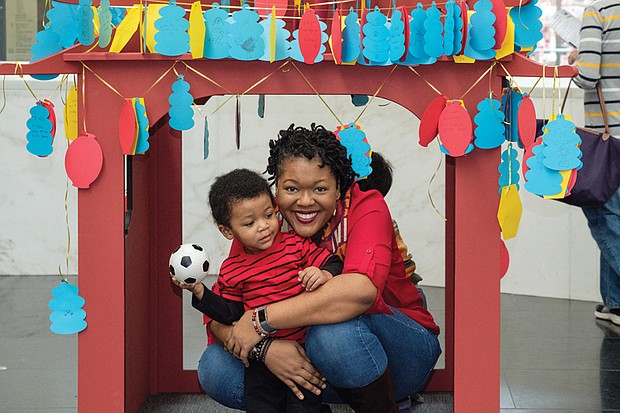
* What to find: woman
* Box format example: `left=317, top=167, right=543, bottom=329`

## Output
left=199, top=124, right=441, bottom=412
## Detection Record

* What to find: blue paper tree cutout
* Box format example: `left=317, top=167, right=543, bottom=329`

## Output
left=203, top=3, right=230, bottom=59
left=154, top=0, right=191, bottom=57
left=524, top=143, right=563, bottom=196
left=26, top=102, right=54, bottom=157
left=169, top=75, right=195, bottom=131
left=389, top=8, right=406, bottom=62
left=76, top=0, right=95, bottom=46
left=360, top=7, right=390, bottom=65
left=509, top=0, right=543, bottom=50
left=342, top=8, right=361, bottom=63
left=229, top=4, right=264, bottom=61
left=134, top=99, right=150, bottom=154
left=48, top=281, right=87, bottom=335
left=464, top=0, right=495, bottom=60
left=48, top=1, right=78, bottom=48
left=502, top=88, right=523, bottom=144
left=98, top=0, right=113, bottom=48
left=405, top=4, right=435, bottom=65
left=30, top=23, right=62, bottom=81
left=337, top=124, right=372, bottom=179
left=259, top=13, right=290, bottom=61
left=443, top=0, right=456, bottom=56
left=474, top=97, right=505, bottom=149
left=289, top=13, right=328, bottom=63
left=542, top=115, right=582, bottom=171
left=498, top=144, right=520, bottom=193
left=423, top=2, right=443, bottom=59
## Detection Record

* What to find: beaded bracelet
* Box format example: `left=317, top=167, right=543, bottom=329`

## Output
left=251, top=337, right=275, bottom=362
left=251, top=308, right=268, bottom=337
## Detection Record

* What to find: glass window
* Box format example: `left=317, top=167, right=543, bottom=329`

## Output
left=0, top=0, right=47, bottom=61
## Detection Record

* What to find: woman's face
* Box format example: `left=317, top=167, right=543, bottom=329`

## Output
left=276, top=156, right=340, bottom=238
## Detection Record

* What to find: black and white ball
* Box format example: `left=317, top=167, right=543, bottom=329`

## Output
left=169, top=243, right=210, bottom=285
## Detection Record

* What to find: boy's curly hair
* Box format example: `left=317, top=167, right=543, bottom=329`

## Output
left=208, top=168, right=273, bottom=227
left=266, top=124, right=355, bottom=196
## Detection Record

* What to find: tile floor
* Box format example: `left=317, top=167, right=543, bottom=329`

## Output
left=1, top=275, right=619, bottom=412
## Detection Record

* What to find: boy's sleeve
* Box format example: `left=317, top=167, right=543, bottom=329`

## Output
left=192, top=287, right=245, bottom=325
left=320, top=255, right=344, bottom=276
left=574, top=6, right=604, bottom=90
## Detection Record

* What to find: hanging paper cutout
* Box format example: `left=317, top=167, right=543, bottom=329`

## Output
left=133, top=98, right=150, bottom=154
left=443, top=0, right=456, bottom=56
left=490, top=0, right=507, bottom=48
left=110, top=4, right=142, bottom=53
left=41, top=100, right=57, bottom=140
left=498, top=144, right=520, bottom=192
left=65, top=133, right=103, bottom=188
left=464, top=0, right=496, bottom=60
left=169, top=75, right=195, bottom=131
left=30, top=23, right=62, bottom=81
left=335, top=123, right=372, bottom=179
left=330, top=7, right=343, bottom=64
left=500, top=238, right=510, bottom=278
left=269, top=5, right=277, bottom=62
left=342, top=8, right=360, bottom=64
left=509, top=0, right=543, bottom=50
left=360, top=6, right=390, bottom=65
left=119, top=99, right=138, bottom=155
left=351, top=95, right=369, bottom=106
left=458, top=0, right=469, bottom=52
left=259, top=13, right=290, bottom=61
left=295, top=9, right=325, bottom=64
left=474, top=97, right=505, bottom=149
left=64, top=85, right=78, bottom=141
left=517, top=93, right=536, bottom=149
left=49, top=281, right=87, bottom=335
left=154, top=0, right=191, bottom=56
left=497, top=184, right=522, bottom=240
left=189, top=1, right=206, bottom=58
left=423, top=2, right=443, bottom=59
left=229, top=4, right=264, bottom=61
left=236, top=96, right=241, bottom=149
left=258, top=95, right=265, bottom=118
left=495, top=14, right=515, bottom=60
left=98, top=0, right=113, bottom=48
left=76, top=0, right=95, bottom=46
left=419, top=94, right=447, bottom=147
left=203, top=3, right=230, bottom=59
left=438, top=100, right=474, bottom=157
left=524, top=143, right=563, bottom=196
left=406, top=4, right=435, bottom=65
left=542, top=114, right=582, bottom=171
left=389, top=6, right=408, bottom=62
left=47, top=1, right=78, bottom=49
left=145, top=4, right=166, bottom=53
left=26, top=101, right=54, bottom=157
left=204, top=115, right=210, bottom=159
left=521, top=136, right=541, bottom=180
left=255, top=0, right=288, bottom=17
left=502, top=87, right=523, bottom=144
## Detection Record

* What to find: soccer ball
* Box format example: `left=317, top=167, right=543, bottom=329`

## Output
left=169, top=243, right=210, bottom=285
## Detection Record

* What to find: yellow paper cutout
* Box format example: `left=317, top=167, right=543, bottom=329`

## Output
left=146, top=4, right=165, bottom=53
left=544, top=170, right=572, bottom=199
left=453, top=55, right=476, bottom=63
left=497, top=184, right=523, bottom=240
left=270, top=6, right=277, bottom=63
left=110, top=4, right=143, bottom=53
left=189, top=1, right=206, bottom=58
left=64, top=86, right=78, bottom=142
left=495, top=13, right=515, bottom=60
left=92, top=6, right=100, bottom=36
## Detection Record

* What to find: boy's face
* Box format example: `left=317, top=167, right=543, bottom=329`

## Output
left=218, top=193, right=279, bottom=254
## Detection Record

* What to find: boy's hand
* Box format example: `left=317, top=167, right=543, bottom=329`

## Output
left=298, top=266, right=333, bottom=292
left=170, top=276, right=205, bottom=299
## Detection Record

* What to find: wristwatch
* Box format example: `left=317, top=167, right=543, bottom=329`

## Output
left=256, top=306, right=277, bottom=334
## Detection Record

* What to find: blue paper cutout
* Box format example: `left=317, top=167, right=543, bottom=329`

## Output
left=169, top=75, right=195, bottom=131
left=464, top=0, right=496, bottom=60
left=405, top=4, right=436, bottom=65
left=258, top=95, right=265, bottom=118
left=259, top=13, right=290, bottom=61
left=502, top=88, right=523, bottom=144
left=229, top=4, right=264, bottom=61
left=342, top=8, right=361, bottom=63
left=474, top=97, right=505, bottom=149
left=351, top=94, right=369, bottom=106
left=498, top=144, right=520, bottom=193
left=29, top=25, right=62, bottom=80
left=361, top=7, right=390, bottom=65
left=203, top=3, right=231, bottom=59
left=389, top=8, right=406, bottom=62
left=154, top=0, right=191, bottom=57
left=48, top=281, right=87, bottom=335
left=49, top=1, right=79, bottom=48
left=98, top=0, right=113, bottom=48
left=443, top=0, right=456, bottom=56
left=288, top=13, right=328, bottom=63
left=134, top=99, right=150, bottom=154
left=204, top=115, right=210, bottom=160
left=337, top=124, right=372, bottom=179
left=26, top=102, right=54, bottom=157
left=77, top=0, right=95, bottom=46
left=509, top=0, right=543, bottom=49
left=423, top=2, right=443, bottom=58
left=524, top=143, right=563, bottom=196
left=439, top=141, right=474, bottom=156
left=542, top=114, right=583, bottom=171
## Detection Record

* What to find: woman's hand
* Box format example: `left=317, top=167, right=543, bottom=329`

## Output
left=226, top=310, right=263, bottom=366
left=263, top=340, right=326, bottom=400
left=568, top=49, right=579, bottom=65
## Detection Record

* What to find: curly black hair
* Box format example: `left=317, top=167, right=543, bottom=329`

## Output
left=357, top=151, right=393, bottom=197
left=208, top=168, right=274, bottom=227
left=266, top=124, right=355, bottom=196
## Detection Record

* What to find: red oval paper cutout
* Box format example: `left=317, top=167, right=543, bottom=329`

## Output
left=500, top=238, right=510, bottom=279
left=399, top=6, right=410, bottom=62
left=459, top=0, right=469, bottom=52
left=565, top=168, right=578, bottom=195
left=438, top=100, right=473, bottom=157
left=299, top=9, right=322, bottom=64
left=522, top=137, right=542, bottom=179
left=491, top=0, right=508, bottom=49
left=41, top=99, right=56, bottom=140
left=255, top=0, right=288, bottom=17
left=517, top=94, right=537, bottom=150
left=65, top=133, right=103, bottom=189
left=419, top=95, right=447, bottom=147
left=119, top=99, right=137, bottom=155
left=331, top=8, right=342, bottom=64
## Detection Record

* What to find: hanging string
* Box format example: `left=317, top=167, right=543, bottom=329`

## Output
left=291, top=61, right=344, bottom=126
left=81, top=62, right=126, bottom=99
left=497, top=61, right=522, bottom=93
left=459, top=62, right=497, bottom=101
left=144, top=61, right=179, bottom=96
left=555, top=66, right=561, bottom=113
left=0, top=76, right=6, bottom=115
left=551, top=65, right=557, bottom=116
left=353, top=64, right=397, bottom=124
left=57, top=177, right=71, bottom=283
left=181, top=61, right=234, bottom=94
left=408, top=66, right=443, bottom=96
left=428, top=140, right=446, bottom=221
left=13, top=64, right=39, bottom=101
left=541, top=64, right=546, bottom=119
left=527, top=76, right=542, bottom=96
left=81, top=64, right=88, bottom=133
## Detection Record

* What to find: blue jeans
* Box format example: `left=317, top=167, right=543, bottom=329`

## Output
left=197, top=307, right=441, bottom=409
left=583, top=186, right=620, bottom=309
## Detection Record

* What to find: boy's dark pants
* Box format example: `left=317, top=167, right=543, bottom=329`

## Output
left=244, top=360, right=322, bottom=413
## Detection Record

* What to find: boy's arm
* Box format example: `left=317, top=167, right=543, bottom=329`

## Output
left=319, top=255, right=344, bottom=276
left=191, top=283, right=245, bottom=325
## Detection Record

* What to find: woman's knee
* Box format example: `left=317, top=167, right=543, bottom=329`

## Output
left=197, top=344, right=245, bottom=410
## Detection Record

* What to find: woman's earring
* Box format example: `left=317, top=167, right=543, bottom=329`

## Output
left=332, top=208, right=337, bottom=217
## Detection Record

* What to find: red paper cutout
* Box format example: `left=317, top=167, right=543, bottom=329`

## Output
left=65, top=133, right=103, bottom=189
left=398, top=6, right=410, bottom=62
left=419, top=94, right=447, bottom=147
left=500, top=238, right=509, bottom=279
left=459, top=0, right=469, bottom=52
left=438, top=100, right=473, bottom=157
left=565, top=168, right=578, bottom=195
left=521, top=136, right=542, bottom=179
left=41, top=99, right=56, bottom=139
left=517, top=94, right=537, bottom=149
left=299, top=9, right=322, bottom=64
left=491, top=0, right=508, bottom=49
left=119, top=98, right=137, bottom=155
left=359, top=9, right=369, bottom=64
left=331, top=7, right=342, bottom=64
left=255, top=0, right=288, bottom=17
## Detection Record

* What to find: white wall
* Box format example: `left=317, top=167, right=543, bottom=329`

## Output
left=0, top=76, right=601, bottom=302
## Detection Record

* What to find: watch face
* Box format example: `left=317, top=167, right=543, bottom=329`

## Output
left=258, top=309, right=267, bottom=324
